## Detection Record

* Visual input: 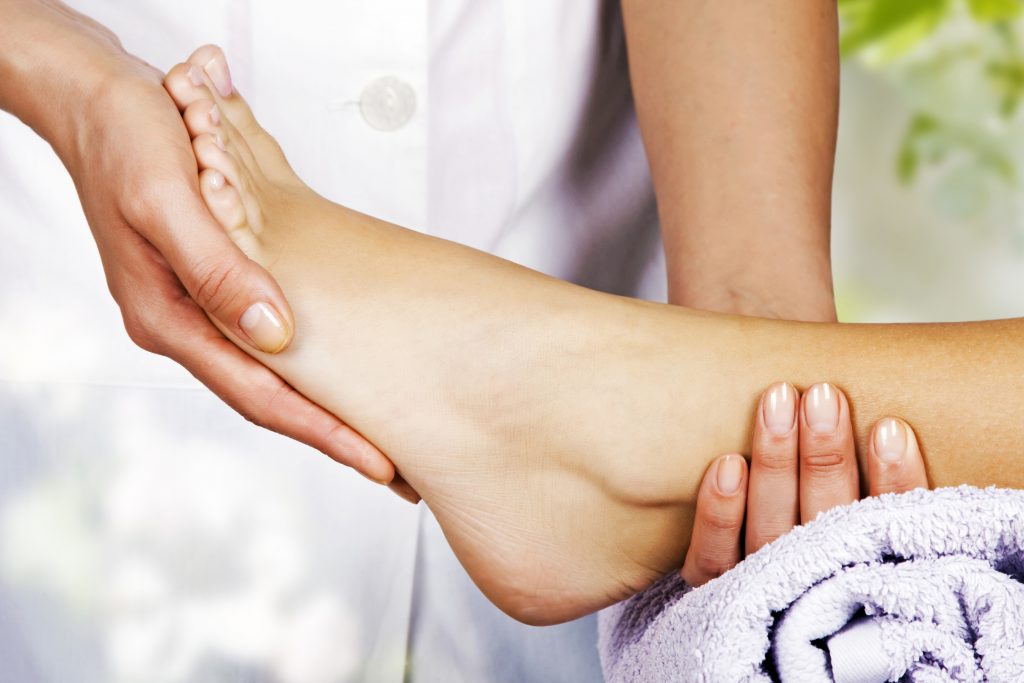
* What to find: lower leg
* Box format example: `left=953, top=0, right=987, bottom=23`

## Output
left=164, top=49, right=1024, bottom=624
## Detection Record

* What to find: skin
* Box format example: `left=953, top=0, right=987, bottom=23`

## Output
left=1, top=1, right=842, bottom=502
left=682, top=384, right=929, bottom=587
left=622, top=0, right=839, bottom=321
left=0, top=0, right=404, bottom=491
left=162, top=53, right=1024, bottom=625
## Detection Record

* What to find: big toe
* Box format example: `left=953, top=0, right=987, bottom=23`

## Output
left=184, top=45, right=294, bottom=180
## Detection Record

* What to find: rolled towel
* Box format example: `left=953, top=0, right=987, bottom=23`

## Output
left=598, top=486, right=1024, bottom=682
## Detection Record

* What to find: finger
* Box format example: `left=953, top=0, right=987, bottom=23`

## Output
left=799, top=382, right=859, bottom=523
left=867, top=417, right=929, bottom=496
left=124, top=168, right=295, bottom=355
left=388, top=473, right=423, bottom=505
left=746, top=382, right=800, bottom=554
left=681, top=454, right=748, bottom=587
left=109, top=242, right=394, bottom=483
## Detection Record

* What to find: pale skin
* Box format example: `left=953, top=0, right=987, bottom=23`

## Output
left=164, top=50, right=1024, bottom=626
left=0, top=1, right=840, bottom=502
left=681, top=384, right=929, bottom=587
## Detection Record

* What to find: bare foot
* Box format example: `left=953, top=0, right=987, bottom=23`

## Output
left=160, top=46, right=1024, bottom=626
left=161, top=46, right=721, bottom=625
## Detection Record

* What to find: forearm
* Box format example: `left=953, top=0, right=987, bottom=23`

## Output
left=621, top=0, right=839, bottom=320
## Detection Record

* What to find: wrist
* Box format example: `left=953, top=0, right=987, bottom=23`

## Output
left=669, top=263, right=837, bottom=323
left=0, top=1, right=133, bottom=159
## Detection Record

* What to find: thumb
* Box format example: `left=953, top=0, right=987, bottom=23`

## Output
left=136, top=181, right=294, bottom=354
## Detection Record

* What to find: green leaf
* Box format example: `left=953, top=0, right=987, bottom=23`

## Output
left=840, top=0, right=953, bottom=60
left=967, top=0, right=1023, bottom=22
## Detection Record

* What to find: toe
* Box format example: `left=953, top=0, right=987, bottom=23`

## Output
left=164, top=62, right=217, bottom=112
left=182, top=100, right=221, bottom=139
left=193, top=133, right=263, bottom=231
left=186, top=101, right=263, bottom=177
left=184, top=45, right=294, bottom=179
left=187, top=44, right=234, bottom=99
left=193, top=133, right=241, bottom=186
left=199, top=169, right=259, bottom=256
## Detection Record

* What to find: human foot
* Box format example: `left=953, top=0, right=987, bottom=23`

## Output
left=161, top=46, right=722, bottom=625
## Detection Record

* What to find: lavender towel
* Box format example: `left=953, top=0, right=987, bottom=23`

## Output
left=598, top=486, right=1024, bottom=682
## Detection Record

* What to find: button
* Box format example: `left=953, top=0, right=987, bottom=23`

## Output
left=359, top=76, right=417, bottom=131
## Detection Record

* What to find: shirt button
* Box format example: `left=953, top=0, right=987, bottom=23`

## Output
left=359, top=76, right=417, bottom=132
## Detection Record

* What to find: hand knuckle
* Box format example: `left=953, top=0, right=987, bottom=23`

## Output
left=693, top=553, right=731, bottom=580
left=122, top=314, right=161, bottom=353
left=802, top=448, right=847, bottom=473
left=700, top=507, right=743, bottom=534
left=121, top=176, right=172, bottom=225
left=191, top=257, right=245, bottom=312
left=754, top=445, right=797, bottom=472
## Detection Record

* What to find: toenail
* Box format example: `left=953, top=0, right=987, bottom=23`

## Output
left=209, top=170, right=225, bottom=191
left=188, top=65, right=204, bottom=87
left=209, top=104, right=220, bottom=126
left=213, top=133, right=226, bottom=152
left=204, top=56, right=234, bottom=98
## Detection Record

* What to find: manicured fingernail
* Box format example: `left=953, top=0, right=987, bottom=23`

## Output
left=239, top=301, right=290, bottom=353
left=204, top=55, right=233, bottom=97
left=763, top=382, right=796, bottom=435
left=874, top=418, right=907, bottom=463
left=209, top=104, right=221, bottom=125
left=212, top=133, right=226, bottom=151
left=805, top=383, right=839, bottom=434
left=716, top=454, right=743, bottom=495
left=188, top=64, right=204, bottom=87
left=209, top=170, right=225, bottom=191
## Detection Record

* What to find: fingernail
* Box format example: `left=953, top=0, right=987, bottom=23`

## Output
left=239, top=301, right=290, bottom=353
left=204, top=55, right=234, bottom=97
left=188, top=65, right=204, bottom=87
left=716, top=454, right=743, bottom=495
left=213, top=133, right=226, bottom=151
left=209, top=170, right=225, bottom=191
left=359, top=470, right=391, bottom=486
left=805, top=383, right=839, bottom=434
left=763, top=382, right=796, bottom=435
left=209, top=104, right=221, bottom=126
left=874, top=418, right=907, bottom=463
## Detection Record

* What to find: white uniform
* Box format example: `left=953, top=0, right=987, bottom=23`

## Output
left=0, top=1, right=662, bottom=681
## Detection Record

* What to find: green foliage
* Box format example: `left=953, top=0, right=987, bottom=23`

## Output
left=839, top=0, right=953, bottom=61
left=841, top=0, right=1024, bottom=221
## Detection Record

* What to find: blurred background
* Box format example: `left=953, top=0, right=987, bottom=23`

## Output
left=834, top=0, right=1024, bottom=321
left=2, top=1, right=1024, bottom=682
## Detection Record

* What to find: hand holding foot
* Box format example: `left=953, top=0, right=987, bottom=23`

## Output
left=682, top=383, right=929, bottom=587
left=0, top=13, right=400, bottom=490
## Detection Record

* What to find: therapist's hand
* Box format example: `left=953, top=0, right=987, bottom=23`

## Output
left=0, top=1, right=406, bottom=493
left=681, top=382, right=929, bottom=587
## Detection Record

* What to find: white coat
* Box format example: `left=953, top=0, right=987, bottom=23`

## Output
left=0, top=1, right=662, bottom=680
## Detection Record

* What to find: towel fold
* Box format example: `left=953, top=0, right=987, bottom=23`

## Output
left=598, top=486, right=1024, bottom=682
